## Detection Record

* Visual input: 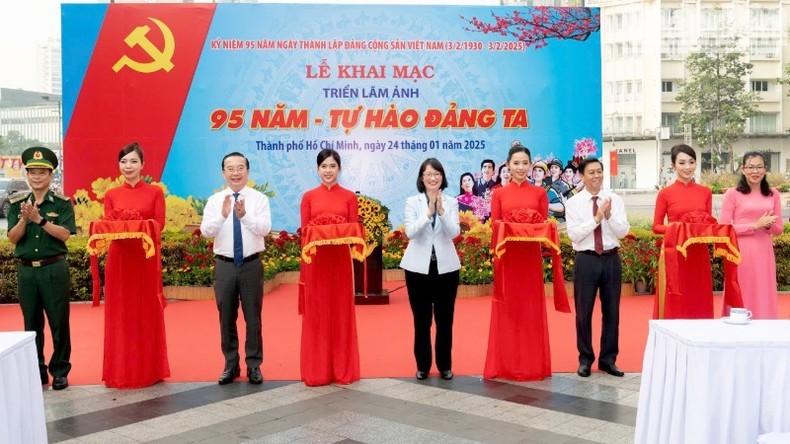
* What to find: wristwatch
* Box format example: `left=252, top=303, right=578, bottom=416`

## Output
left=38, top=218, right=48, bottom=227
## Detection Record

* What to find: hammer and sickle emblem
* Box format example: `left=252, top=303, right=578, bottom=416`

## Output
left=112, top=17, right=175, bottom=74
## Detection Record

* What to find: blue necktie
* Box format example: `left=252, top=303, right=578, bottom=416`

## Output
left=233, top=192, right=243, bottom=266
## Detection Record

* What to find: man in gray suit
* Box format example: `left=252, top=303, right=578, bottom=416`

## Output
left=200, top=152, right=271, bottom=385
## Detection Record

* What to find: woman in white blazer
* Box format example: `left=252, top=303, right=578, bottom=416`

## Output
left=400, top=158, right=462, bottom=381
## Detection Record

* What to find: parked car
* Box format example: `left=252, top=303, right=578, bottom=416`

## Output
left=0, top=178, right=31, bottom=217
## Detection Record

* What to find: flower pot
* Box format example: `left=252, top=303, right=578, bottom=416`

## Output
left=182, top=223, right=201, bottom=235
left=382, top=269, right=405, bottom=281
left=634, top=280, right=649, bottom=294
left=163, top=285, right=214, bottom=301
left=457, top=283, right=492, bottom=298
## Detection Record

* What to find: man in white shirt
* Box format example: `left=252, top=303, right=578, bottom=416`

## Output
left=200, top=152, right=271, bottom=385
left=565, top=158, right=630, bottom=378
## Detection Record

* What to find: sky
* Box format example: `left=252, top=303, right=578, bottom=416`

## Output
left=0, top=0, right=498, bottom=92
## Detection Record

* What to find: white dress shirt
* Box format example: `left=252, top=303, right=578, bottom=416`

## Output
left=200, top=186, right=272, bottom=257
left=400, top=192, right=462, bottom=274
left=565, top=188, right=630, bottom=252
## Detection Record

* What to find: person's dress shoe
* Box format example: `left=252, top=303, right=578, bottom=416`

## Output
left=52, top=376, right=68, bottom=390
left=247, top=367, right=263, bottom=385
left=218, top=366, right=240, bottom=385
left=440, top=370, right=453, bottom=380
left=415, top=370, right=428, bottom=380
left=577, top=363, right=591, bottom=377
left=599, top=363, right=625, bottom=377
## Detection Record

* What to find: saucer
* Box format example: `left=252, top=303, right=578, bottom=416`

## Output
left=722, top=316, right=750, bottom=325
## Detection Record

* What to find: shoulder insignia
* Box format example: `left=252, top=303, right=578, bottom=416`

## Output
left=9, top=192, right=31, bottom=204
left=53, top=192, right=71, bottom=201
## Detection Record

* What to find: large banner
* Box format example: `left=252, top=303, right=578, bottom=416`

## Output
left=63, top=3, right=601, bottom=231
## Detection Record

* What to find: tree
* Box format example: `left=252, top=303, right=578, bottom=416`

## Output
left=462, top=7, right=600, bottom=50
left=676, top=42, right=758, bottom=173
left=0, top=130, right=48, bottom=155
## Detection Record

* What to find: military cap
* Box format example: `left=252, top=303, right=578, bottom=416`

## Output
left=21, top=146, right=58, bottom=170
left=532, top=161, right=548, bottom=173
left=547, top=158, right=563, bottom=170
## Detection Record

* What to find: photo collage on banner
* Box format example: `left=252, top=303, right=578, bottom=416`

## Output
left=63, top=3, right=601, bottom=231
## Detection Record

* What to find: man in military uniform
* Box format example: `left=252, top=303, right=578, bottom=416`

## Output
left=6, top=147, right=76, bottom=390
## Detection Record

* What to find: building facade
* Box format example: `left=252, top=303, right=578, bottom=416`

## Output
left=591, top=0, right=790, bottom=189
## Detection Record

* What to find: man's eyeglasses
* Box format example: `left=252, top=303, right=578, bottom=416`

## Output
left=224, top=166, right=247, bottom=173
left=743, top=166, right=765, bottom=172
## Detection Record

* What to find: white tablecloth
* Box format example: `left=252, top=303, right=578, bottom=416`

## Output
left=0, top=331, right=47, bottom=444
left=635, top=320, right=790, bottom=444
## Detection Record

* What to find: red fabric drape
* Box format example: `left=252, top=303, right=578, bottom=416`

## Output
left=657, top=222, right=743, bottom=319
left=87, top=220, right=164, bottom=308
left=491, top=221, right=571, bottom=313
left=299, top=223, right=366, bottom=314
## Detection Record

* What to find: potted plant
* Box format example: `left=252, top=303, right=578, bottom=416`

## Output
left=619, top=229, right=660, bottom=294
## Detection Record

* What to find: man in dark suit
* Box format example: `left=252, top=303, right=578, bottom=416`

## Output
left=473, top=159, right=495, bottom=196
left=200, top=152, right=271, bottom=385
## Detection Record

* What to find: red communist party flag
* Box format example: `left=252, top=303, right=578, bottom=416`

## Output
left=64, top=4, right=216, bottom=197
left=609, top=150, right=618, bottom=176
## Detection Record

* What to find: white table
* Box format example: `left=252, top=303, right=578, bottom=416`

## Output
left=0, top=332, right=47, bottom=444
left=635, top=320, right=790, bottom=444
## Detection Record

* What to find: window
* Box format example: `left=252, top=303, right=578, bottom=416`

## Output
left=635, top=116, right=642, bottom=133
left=751, top=81, right=768, bottom=92
left=701, top=8, right=732, bottom=31
left=662, top=8, right=680, bottom=30
left=750, top=37, right=779, bottom=58
left=750, top=8, right=779, bottom=30
left=661, top=38, right=682, bottom=59
left=750, top=113, right=777, bottom=133
left=662, top=81, right=673, bottom=93
left=661, top=113, right=681, bottom=133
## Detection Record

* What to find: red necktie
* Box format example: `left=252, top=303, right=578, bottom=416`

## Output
left=592, top=196, right=603, bottom=254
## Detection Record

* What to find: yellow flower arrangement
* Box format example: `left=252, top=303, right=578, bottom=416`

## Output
left=73, top=176, right=203, bottom=235
left=163, top=195, right=202, bottom=233
left=458, top=210, right=480, bottom=231
left=73, top=189, right=104, bottom=234
left=91, top=176, right=123, bottom=200
left=357, top=194, right=391, bottom=254
left=466, top=219, right=492, bottom=243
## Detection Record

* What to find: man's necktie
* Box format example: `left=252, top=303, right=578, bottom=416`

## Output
left=233, top=192, right=243, bottom=266
left=592, top=196, right=603, bottom=254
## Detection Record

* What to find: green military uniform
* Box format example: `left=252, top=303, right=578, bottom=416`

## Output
left=7, top=147, right=76, bottom=383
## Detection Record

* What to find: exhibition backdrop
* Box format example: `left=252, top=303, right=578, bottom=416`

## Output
left=62, top=3, right=601, bottom=231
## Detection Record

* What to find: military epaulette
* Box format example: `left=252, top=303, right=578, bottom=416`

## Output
left=9, top=192, right=31, bottom=204
left=52, top=192, right=71, bottom=202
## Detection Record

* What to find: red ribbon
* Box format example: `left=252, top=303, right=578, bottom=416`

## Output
left=491, top=221, right=571, bottom=313
left=659, top=222, right=743, bottom=318
left=298, top=222, right=367, bottom=314
left=87, top=219, right=164, bottom=308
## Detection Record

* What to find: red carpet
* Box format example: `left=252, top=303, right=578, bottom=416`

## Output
left=2, top=284, right=789, bottom=385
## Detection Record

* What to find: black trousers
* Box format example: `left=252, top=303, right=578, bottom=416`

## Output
left=404, top=261, right=459, bottom=373
left=573, top=251, right=621, bottom=366
left=214, top=259, right=263, bottom=371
